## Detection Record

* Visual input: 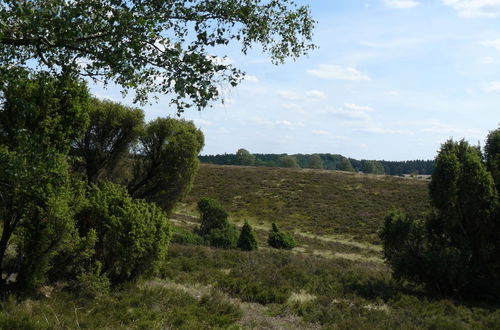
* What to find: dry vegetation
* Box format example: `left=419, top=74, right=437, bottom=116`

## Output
left=180, top=164, right=430, bottom=243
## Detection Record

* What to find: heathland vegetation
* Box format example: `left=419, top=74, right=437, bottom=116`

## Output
left=0, top=0, right=499, bottom=328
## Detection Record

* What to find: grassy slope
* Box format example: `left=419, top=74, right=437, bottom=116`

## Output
left=3, top=164, right=499, bottom=329
left=179, top=164, right=430, bottom=243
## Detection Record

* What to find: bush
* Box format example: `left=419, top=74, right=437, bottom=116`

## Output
left=197, top=197, right=229, bottom=236
left=172, top=226, right=205, bottom=246
left=381, top=138, right=500, bottom=299
left=76, top=182, right=172, bottom=285
left=206, top=225, right=239, bottom=250
left=237, top=221, right=259, bottom=251
left=268, top=223, right=296, bottom=250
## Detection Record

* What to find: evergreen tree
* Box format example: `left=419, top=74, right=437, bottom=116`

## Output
left=268, top=223, right=296, bottom=250
left=237, top=221, right=259, bottom=251
left=338, top=158, right=355, bottom=172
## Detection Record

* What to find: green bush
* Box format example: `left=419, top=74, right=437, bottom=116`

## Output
left=268, top=223, right=296, bottom=250
left=76, top=182, right=172, bottom=284
left=381, top=138, right=500, bottom=299
left=237, top=221, right=259, bottom=251
left=206, top=225, right=239, bottom=250
left=172, top=226, right=205, bottom=246
left=197, top=197, right=228, bottom=236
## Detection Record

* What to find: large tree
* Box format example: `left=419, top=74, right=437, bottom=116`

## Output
left=127, top=117, right=204, bottom=214
left=0, top=0, right=315, bottom=111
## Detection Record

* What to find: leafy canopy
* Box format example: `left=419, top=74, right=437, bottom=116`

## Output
left=0, top=0, right=316, bottom=111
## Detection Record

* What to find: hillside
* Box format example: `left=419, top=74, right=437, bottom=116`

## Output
left=178, top=164, right=430, bottom=243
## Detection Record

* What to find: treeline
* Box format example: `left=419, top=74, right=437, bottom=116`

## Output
left=200, top=150, right=435, bottom=175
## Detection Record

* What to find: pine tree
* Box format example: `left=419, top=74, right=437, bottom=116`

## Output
left=237, top=221, right=259, bottom=251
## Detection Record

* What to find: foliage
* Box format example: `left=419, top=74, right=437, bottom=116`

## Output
left=0, top=69, right=90, bottom=293
left=279, top=155, right=300, bottom=168
left=0, top=0, right=315, bottom=110
left=172, top=226, right=205, bottom=246
left=308, top=154, right=324, bottom=169
left=200, top=153, right=435, bottom=175
left=381, top=139, right=500, bottom=299
left=485, top=126, right=500, bottom=189
left=237, top=221, right=259, bottom=251
left=235, top=148, right=255, bottom=166
left=363, top=160, right=385, bottom=175
left=128, top=118, right=204, bottom=215
left=76, top=182, right=172, bottom=285
left=0, top=282, right=242, bottom=329
left=72, top=98, right=144, bottom=183
left=206, top=224, right=239, bottom=250
left=268, top=223, right=296, bottom=250
left=338, top=157, right=355, bottom=172
left=197, top=198, right=229, bottom=236
left=182, top=164, right=430, bottom=242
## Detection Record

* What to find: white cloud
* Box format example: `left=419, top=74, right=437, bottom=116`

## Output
left=343, top=103, right=375, bottom=112
left=385, top=0, right=420, bottom=9
left=481, top=56, right=494, bottom=64
left=312, top=129, right=330, bottom=136
left=388, top=90, right=400, bottom=96
left=191, top=118, right=213, bottom=127
left=307, top=65, right=371, bottom=81
left=480, top=38, right=500, bottom=51
left=282, top=103, right=305, bottom=113
left=327, top=103, right=375, bottom=121
left=275, top=120, right=304, bottom=129
left=442, top=0, right=500, bottom=18
left=305, top=90, right=327, bottom=99
left=485, top=81, right=500, bottom=92
left=244, top=75, right=259, bottom=83
left=276, top=90, right=302, bottom=100
left=357, top=127, right=410, bottom=134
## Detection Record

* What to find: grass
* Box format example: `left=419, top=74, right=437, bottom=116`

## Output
left=179, top=164, right=430, bottom=243
left=2, top=164, right=498, bottom=329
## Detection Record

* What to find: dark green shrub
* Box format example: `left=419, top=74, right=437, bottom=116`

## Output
left=172, top=226, right=205, bottom=246
left=197, top=197, right=228, bottom=235
left=268, top=223, right=296, bottom=250
left=237, top=221, right=259, bottom=251
left=76, top=182, right=172, bottom=284
left=206, top=225, right=239, bottom=249
left=381, top=138, right=500, bottom=299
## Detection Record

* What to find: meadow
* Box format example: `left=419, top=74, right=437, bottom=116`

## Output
left=1, top=164, right=498, bottom=329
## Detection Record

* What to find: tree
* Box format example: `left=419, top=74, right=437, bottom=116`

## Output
left=237, top=221, right=259, bottom=251
left=381, top=139, right=500, bottom=298
left=338, top=158, right=354, bottom=172
left=0, top=69, right=90, bottom=292
left=268, top=223, right=296, bottom=250
left=72, top=98, right=144, bottom=184
left=485, top=126, right=500, bottom=189
left=308, top=154, right=324, bottom=169
left=127, top=118, right=204, bottom=214
left=235, top=148, right=255, bottom=166
left=279, top=155, right=300, bottom=168
left=1, top=0, right=315, bottom=110
left=197, top=198, right=229, bottom=236
left=363, top=160, right=385, bottom=174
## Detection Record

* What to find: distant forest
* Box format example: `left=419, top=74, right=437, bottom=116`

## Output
left=199, top=150, right=435, bottom=176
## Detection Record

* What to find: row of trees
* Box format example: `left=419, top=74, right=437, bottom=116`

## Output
left=381, top=127, right=500, bottom=300
left=201, top=150, right=435, bottom=175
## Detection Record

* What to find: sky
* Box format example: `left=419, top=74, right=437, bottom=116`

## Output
left=90, top=0, right=500, bottom=161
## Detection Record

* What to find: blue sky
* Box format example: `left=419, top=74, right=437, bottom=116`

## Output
left=90, top=0, right=500, bottom=161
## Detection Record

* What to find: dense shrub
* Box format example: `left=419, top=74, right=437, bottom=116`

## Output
left=76, top=182, right=172, bottom=284
left=381, top=138, right=500, bottom=299
left=237, top=221, right=259, bottom=251
left=268, top=223, right=296, bottom=250
left=197, top=197, right=229, bottom=236
left=206, top=225, right=239, bottom=250
left=172, top=227, right=205, bottom=246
